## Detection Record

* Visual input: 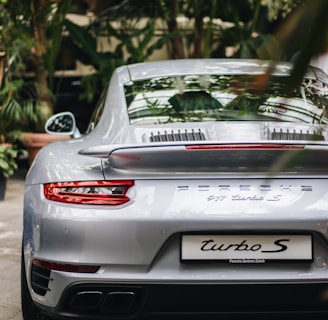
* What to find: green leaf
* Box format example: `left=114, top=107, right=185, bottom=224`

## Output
left=0, top=145, right=19, bottom=178
left=64, top=19, right=99, bottom=67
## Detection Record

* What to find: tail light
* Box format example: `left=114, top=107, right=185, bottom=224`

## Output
left=44, top=180, right=134, bottom=205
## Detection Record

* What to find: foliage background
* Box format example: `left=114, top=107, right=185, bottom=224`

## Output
left=0, top=0, right=327, bottom=177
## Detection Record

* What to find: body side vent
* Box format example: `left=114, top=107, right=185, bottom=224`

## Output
left=31, top=263, right=52, bottom=296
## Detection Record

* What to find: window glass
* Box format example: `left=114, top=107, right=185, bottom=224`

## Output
left=85, top=89, right=106, bottom=133
left=124, top=72, right=328, bottom=125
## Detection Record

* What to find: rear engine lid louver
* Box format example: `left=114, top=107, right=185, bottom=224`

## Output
left=271, top=128, right=324, bottom=141
left=149, top=129, right=206, bottom=142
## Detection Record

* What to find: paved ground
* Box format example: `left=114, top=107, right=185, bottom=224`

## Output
left=0, top=166, right=27, bottom=320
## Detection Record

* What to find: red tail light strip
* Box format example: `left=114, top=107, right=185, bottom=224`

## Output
left=44, top=180, right=134, bottom=205
left=33, top=259, right=100, bottom=273
left=185, top=144, right=305, bottom=150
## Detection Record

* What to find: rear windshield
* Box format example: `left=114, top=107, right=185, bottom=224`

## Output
left=124, top=71, right=328, bottom=125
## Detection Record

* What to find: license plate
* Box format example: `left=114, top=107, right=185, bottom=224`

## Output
left=181, top=234, right=312, bottom=263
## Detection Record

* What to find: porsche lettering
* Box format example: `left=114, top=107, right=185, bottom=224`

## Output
left=177, top=184, right=313, bottom=192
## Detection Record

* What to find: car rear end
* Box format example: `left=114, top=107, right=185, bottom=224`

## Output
left=22, top=59, right=328, bottom=319
left=22, top=141, right=328, bottom=319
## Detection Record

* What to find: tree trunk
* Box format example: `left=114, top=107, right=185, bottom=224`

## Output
left=31, top=0, right=53, bottom=115
left=0, top=51, right=5, bottom=87
left=166, top=0, right=185, bottom=59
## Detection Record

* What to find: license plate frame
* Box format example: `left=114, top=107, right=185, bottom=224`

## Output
left=180, top=234, right=313, bottom=263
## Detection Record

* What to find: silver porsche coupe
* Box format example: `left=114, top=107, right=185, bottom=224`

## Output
left=22, top=59, right=328, bottom=319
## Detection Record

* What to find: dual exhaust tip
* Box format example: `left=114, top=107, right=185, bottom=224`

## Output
left=70, top=290, right=138, bottom=314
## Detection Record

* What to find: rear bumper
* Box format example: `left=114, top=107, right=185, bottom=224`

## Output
left=38, top=282, right=328, bottom=320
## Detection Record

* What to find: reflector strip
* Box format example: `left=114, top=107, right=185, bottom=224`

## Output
left=44, top=180, right=134, bottom=205
left=33, top=259, right=100, bottom=273
left=185, top=144, right=305, bottom=150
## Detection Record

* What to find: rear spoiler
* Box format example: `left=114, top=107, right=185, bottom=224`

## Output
left=79, top=142, right=328, bottom=174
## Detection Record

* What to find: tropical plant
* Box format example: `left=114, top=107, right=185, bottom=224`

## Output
left=88, top=0, right=271, bottom=59
left=64, top=17, right=178, bottom=103
left=239, top=0, right=328, bottom=93
left=0, top=78, right=52, bottom=133
left=0, top=0, right=73, bottom=132
left=0, top=143, right=20, bottom=178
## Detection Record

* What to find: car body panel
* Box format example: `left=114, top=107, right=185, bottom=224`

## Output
left=22, top=59, right=328, bottom=319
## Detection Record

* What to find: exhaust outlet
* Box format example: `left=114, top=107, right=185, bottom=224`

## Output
left=103, top=291, right=136, bottom=312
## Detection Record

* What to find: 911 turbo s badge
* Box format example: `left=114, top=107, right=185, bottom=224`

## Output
left=207, top=194, right=283, bottom=202
left=176, top=183, right=312, bottom=203
left=167, top=181, right=317, bottom=216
